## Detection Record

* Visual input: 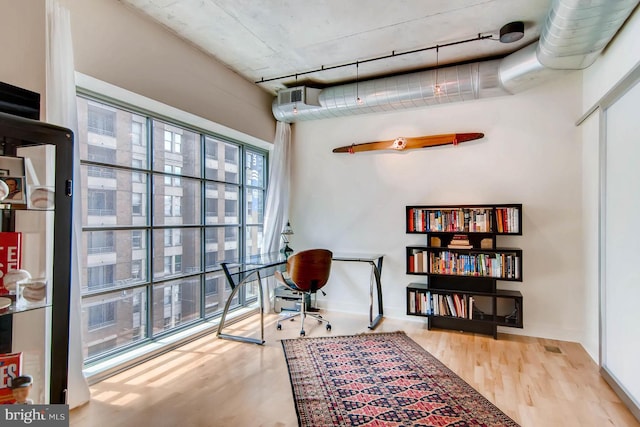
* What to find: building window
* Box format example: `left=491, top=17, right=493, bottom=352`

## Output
left=131, top=260, right=142, bottom=280
left=88, top=302, right=116, bottom=330
left=132, top=159, right=144, bottom=182
left=132, top=121, right=144, bottom=146
left=164, top=229, right=173, bottom=247
left=164, top=164, right=181, bottom=186
left=87, top=265, right=115, bottom=292
left=164, top=130, right=182, bottom=153
left=87, top=145, right=116, bottom=164
left=132, top=193, right=143, bottom=215
left=205, top=277, right=218, bottom=296
left=164, top=256, right=173, bottom=275
left=88, top=190, right=116, bottom=216
left=77, top=94, right=267, bottom=364
left=131, top=230, right=142, bottom=249
left=87, top=231, right=114, bottom=254
left=88, top=104, right=116, bottom=137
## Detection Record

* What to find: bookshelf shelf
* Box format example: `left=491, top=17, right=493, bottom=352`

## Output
left=405, top=204, right=523, bottom=339
left=0, top=112, right=72, bottom=405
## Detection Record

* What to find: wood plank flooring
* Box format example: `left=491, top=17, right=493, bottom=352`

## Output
left=69, top=311, right=640, bottom=427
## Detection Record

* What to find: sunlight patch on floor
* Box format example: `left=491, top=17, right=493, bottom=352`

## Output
left=110, top=393, right=142, bottom=406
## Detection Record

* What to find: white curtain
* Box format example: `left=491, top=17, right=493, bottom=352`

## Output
left=45, top=0, right=90, bottom=408
left=261, top=121, right=291, bottom=310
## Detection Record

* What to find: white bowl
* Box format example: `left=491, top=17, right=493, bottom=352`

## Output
left=3, top=269, right=31, bottom=292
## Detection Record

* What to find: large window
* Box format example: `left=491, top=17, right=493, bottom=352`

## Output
left=77, top=95, right=267, bottom=363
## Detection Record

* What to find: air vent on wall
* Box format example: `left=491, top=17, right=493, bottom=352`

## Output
left=277, top=86, right=321, bottom=107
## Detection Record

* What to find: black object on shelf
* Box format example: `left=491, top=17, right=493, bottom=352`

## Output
left=0, top=81, right=40, bottom=120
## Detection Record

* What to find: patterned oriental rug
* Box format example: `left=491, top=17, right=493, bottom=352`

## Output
left=281, top=331, right=520, bottom=427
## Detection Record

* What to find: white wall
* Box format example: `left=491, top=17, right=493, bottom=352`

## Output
left=583, top=7, right=640, bottom=108
left=289, top=71, right=584, bottom=341
left=62, top=0, right=276, bottom=143
left=0, top=0, right=46, bottom=112
left=0, top=0, right=275, bottom=143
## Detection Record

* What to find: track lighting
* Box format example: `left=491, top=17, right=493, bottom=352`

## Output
left=356, top=61, right=363, bottom=105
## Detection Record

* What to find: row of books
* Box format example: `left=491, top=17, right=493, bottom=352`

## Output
left=408, top=290, right=482, bottom=319
left=496, top=207, right=520, bottom=233
left=409, top=249, right=521, bottom=279
left=408, top=249, right=429, bottom=273
left=408, top=207, right=495, bottom=233
left=430, top=251, right=520, bottom=279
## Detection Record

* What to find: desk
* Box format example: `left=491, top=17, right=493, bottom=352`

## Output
left=217, top=252, right=286, bottom=345
left=217, top=252, right=385, bottom=344
left=332, top=253, right=384, bottom=330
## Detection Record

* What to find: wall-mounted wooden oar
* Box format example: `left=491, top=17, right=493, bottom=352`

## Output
left=332, top=132, right=484, bottom=154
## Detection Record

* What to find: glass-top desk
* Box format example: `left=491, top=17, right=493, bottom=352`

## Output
left=217, top=252, right=286, bottom=345
left=332, top=253, right=384, bottom=330
left=217, top=252, right=384, bottom=345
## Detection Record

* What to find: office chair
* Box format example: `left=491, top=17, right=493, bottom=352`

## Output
left=274, top=249, right=333, bottom=336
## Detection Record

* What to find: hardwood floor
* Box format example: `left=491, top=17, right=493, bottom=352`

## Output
left=70, top=311, right=639, bottom=427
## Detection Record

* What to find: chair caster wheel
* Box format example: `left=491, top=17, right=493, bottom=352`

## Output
left=326, top=324, right=332, bottom=331
left=300, top=330, right=305, bottom=337
left=277, top=324, right=282, bottom=330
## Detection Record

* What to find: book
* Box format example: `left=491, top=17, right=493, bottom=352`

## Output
left=0, top=352, right=23, bottom=404
left=447, top=243, right=473, bottom=249
left=448, top=234, right=471, bottom=249
left=0, top=232, right=23, bottom=295
left=446, top=295, right=457, bottom=316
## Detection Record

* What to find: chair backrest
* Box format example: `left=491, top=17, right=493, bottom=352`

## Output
left=286, top=249, right=333, bottom=293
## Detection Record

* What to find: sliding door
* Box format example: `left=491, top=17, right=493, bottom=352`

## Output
left=602, top=76, right=640, bottom=417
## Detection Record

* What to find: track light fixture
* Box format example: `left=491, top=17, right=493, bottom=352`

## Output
left=434, top=46, right=442, bottom=96
left=356, top=61, right=363, bottom=105
left=256, top=33, right=494, bottom=85
left=293, top=74, right=298, bottom=114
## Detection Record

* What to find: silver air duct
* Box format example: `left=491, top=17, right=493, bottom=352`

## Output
left=273, top=0, right=639, bottom=123
left=538, top=0, right=640, bottom=69
left=273, top=60, right=508, bottom=122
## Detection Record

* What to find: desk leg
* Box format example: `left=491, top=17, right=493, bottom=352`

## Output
left=368, top=257, right=384, bottom=330
left=217, top=270, right=265, bottom=345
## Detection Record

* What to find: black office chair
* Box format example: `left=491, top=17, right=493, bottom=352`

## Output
left=274, top=249, right=332, bottom=336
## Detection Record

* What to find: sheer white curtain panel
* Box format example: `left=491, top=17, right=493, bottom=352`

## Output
left=45, top=0, right=90, bottom=409
left=261, top=121, right=291, bottom=311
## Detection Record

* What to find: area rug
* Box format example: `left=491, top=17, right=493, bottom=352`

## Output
left=281, top=331, right=519, bottom=427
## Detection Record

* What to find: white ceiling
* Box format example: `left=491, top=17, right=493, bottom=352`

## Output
left=119, top=0, right=552, bottom=95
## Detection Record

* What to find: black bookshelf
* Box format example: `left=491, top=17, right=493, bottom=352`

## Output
left=405, top=204, right=523, bottom=339
left=0, top=112, right=73, bottom=404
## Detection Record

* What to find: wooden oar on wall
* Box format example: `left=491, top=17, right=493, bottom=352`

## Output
left=332, top=132, right=484, bottom=154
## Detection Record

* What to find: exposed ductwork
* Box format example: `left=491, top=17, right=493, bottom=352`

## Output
left=273, top=0, right=639, bottom=123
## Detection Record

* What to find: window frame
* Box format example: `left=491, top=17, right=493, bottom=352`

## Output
left=77, top=91, right=269, bottom=366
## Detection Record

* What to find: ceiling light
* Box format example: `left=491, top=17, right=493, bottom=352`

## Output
left=293, top=74, right=299, bottom=113
left=499, top=21, right=525, bottom=43
left=434, top=46, right=443, bottom=96
left=356, top=61, right=363, bottom=105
